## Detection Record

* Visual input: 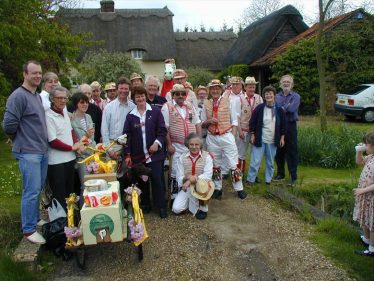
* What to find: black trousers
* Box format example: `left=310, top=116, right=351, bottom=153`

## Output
left=47, top=160, right=76, bottom=211
left=275, top=121, right=298, bottom=180
left=137, top=160, right=166, bottom=209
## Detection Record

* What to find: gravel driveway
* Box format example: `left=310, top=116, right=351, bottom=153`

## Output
left=51, top=188, right=351, bottom=281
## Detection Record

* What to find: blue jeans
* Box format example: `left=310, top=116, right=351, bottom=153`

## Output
left=13, top=152, right=48, bottom=234
left=247, top=143, right=277, bottom=183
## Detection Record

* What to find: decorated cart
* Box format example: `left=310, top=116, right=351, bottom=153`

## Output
left=64, top=135, right=148, bottom=269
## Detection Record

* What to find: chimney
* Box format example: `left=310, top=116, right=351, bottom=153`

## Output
left=100, top=0, right=115, bottom=13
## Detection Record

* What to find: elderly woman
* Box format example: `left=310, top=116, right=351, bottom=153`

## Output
left=172, top=133, right=214, bottom=220
left=46, top=86, right=82, bottom=210
left=70, top=92, right=96, bottom=197
left=246, top=86, right=286, bottom=185
left=40, top=72, right=59, bottom=111
left=123, top=86, right=168, bottom=218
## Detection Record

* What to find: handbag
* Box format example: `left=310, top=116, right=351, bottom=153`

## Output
left=41, top=217, right=67, bottom=250
left=47, top=198, right=67, bottom=222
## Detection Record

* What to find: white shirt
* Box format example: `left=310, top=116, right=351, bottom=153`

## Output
left=176, top=151, right=213, bottom=188
left=101, top=98, right=136, bottom=146
left=161, top=100, right=201, bottom=128
left=262, top=106, right=276, bottom=144
left=128, top=103, right=162, bottom=163
left=45, top=109, right=76, bottom=165
left=200, top=96, right=239, bottom=127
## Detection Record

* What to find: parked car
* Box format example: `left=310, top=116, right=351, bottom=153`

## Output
left=334, top=84, right=374, bottom=122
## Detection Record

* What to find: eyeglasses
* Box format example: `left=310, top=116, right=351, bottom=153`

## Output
left=54, top=97, right=67, bottom=101
left=174, top=92, right=187, bottom=97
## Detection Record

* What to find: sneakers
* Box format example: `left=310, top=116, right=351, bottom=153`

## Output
left=25, top=231, right=46, bottom=245
left=37, top=219, right=47, bottom=227
left=273, top=175, right=285, bottom=181
left=288, top=179, right=297, bottom=187
left=237, top=190, right=247, bottom=199
left=360, top=235, right=370, bottom=246
left=355, top=249, right=374, bottom=257
left=195, top=210, right=207, bottom=220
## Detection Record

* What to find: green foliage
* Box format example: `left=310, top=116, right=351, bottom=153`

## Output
left=185, top=67, right=215, bottom=89
left=271, top=16, right=374, bottom=113
left=298, top=124, right=363, bottom=168
left=0, top=253, right=43, bottom=281
left=78, top=49, right=142, bottom=85
left=227, top=64, right=250, bottom=79
left=0, top=0, right=93, bottom=98
left=312, top=218, right=374, bottom=281
left=271, top=39, right=319, bottom=113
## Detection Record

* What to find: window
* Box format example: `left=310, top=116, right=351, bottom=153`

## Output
left=131, top=49, right=145, bottom=60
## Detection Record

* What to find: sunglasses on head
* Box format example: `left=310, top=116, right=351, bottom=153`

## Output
left=174, top=92, right=187, bottom=97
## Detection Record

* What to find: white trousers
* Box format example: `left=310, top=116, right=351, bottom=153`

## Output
left=172, top=188, right=208, bottom=215
left=236, top=132, right=251, bottom=160
left=170, top=143, right=189, bottom=178
left=206, top=132, right=243, bottom=191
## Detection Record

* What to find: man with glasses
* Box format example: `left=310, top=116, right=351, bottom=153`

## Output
left=161, top=84, right=201, bottom=202
left=3, top=60, right=49, bottom=244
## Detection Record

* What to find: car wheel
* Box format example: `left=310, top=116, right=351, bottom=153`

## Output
left=361, top=109, right=374, bottom=123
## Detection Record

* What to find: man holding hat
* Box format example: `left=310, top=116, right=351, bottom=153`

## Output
left=172, top=133, right=214, bottom=220
left=104, top=82, right=117, bottom=103
left=161, top=84, right=201, bottom=201
left=165, top=69, right=198, bottom=109
left=201, top=79, right=247, bottom=200
left=237, top=76, right=263, bottom=173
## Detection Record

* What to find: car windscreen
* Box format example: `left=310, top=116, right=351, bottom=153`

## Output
left=341, top=85, right=370, bottom=95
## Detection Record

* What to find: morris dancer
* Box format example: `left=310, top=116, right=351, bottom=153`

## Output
left=201, top=79, right=247, bottom=200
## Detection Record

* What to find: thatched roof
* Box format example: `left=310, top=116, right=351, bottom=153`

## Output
left=175, top=32, right=237, bottom=71
left=57, top=6, right=177, bottom=60
left=251, top=9, right=368, bottom=66
left=223, top=5, right=308, bottom=67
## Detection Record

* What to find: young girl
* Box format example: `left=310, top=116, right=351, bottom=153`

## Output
left=353, top=131, right=374, bottom=256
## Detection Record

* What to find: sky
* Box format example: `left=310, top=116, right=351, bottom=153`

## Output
left=81, top=0, right=368, bottom=31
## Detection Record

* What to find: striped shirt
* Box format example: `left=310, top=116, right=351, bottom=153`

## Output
left=101, top=98, right=135, bottom=146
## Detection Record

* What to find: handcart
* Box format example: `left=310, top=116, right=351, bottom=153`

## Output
left=64, top=136, right=148, bottom=269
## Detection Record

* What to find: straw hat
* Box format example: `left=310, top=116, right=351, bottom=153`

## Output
left=130, top=72, right=143, bottom=81
left=207, top=79, right=224, bottom=89
left=196, top=85, right=207, bottom=93
left=104, top=82, right=116, bottom=91
left=190, top=179, right=215, bottom=201
left=90, top=81, right=101, bottom=89
left=244, top=76, right=259, bottom=85
left=173, top=69, right=187, bottom=79
left=170, top=84, right=187, bottom=94
left=229, top=76, right=243, bottom=84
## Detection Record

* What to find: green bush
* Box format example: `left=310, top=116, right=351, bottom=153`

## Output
left=298, top=125, right=363, bottom=168
left=185, top=67, right=215, bottom=89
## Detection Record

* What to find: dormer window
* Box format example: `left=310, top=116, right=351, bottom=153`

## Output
left=131, top=49, right=145, bottom=60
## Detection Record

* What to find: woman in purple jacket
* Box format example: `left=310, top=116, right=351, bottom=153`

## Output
left=123, top=86, right=168, bottom=218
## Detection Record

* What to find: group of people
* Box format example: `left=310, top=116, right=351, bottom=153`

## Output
left=3, top=60, right=301, bottom=246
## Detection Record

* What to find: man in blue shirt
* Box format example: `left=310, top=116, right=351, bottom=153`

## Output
left=274, top=75, right=300, bottom=186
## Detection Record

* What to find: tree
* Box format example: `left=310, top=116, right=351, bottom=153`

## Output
left=78, top=49, right=142, bottom=85
left=237, top=0, right=281, bottom=27
left=316, top=0, right=336, bottom=132
left=0, top=0, right=92, bottom=98
left=200, top=24, right=206, bottom=32
left=185, top=67, right=215, bottom=90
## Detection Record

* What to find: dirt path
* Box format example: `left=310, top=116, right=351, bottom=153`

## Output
left=51, top=189, right=351, bottom=281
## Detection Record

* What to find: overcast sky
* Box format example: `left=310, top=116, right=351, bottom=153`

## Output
left=81, top=0, right=369, bottom=31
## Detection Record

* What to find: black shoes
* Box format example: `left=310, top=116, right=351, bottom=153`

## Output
left=195, top=210, right=207, bottom=220
left=159, top=208, right=167, bottom=219
left=211, top=189, right=223, bottom=200
left=273, top=175, right=285, bottom=181
left=355, top=249, right=374, bottom=257
left=237, top=190, right=247, bottom=199
left=141, top=205, right=152, bottom=214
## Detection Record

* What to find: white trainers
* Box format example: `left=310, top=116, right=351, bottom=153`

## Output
left=25, top=231, right=46, bottom=244
left=36, top=219, right=47, bottom=227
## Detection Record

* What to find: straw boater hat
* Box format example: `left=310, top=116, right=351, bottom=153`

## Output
left=104, top=82, right=116, bottom=91
left=190, top=179, right=215, bottom=201
left=229, top=76, right=244, bottom=84
left=170, top=84, right=187, bottom=94
left=207, top=79, right=225, bottom=89
left=244, top=76, right=259, bottom=85
left=130, top=72, right=143, bottom=81
left=196, top=85, right=207, bottom=93
left=173, top=69, right=187, bottom=79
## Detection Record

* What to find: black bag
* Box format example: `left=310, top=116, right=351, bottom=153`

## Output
left=41, top=217, right=67, bottom=250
